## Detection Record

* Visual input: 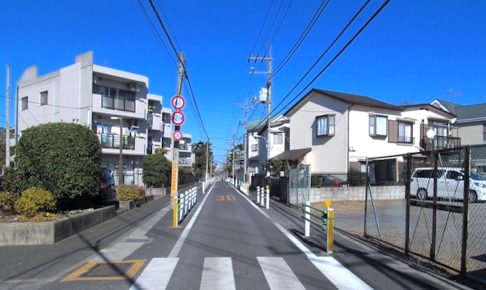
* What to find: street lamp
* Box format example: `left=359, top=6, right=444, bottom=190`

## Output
left=111, top=116, right=123, bottom=186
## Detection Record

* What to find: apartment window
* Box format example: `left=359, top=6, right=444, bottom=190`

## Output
left=316, top=115, right=335, bottom=137
left=95, top=84, right=136, bottom=112
left=483, top=123, right=486, bottom=141
left=398, top=121, right=413, bottom=143
left=369, top=115, right=387, bottom=136
left=273, top=132, right=283, bottom=145
left=40, top=91, right=48, bottom=106
left=162, top=113, right=171, bottom=124
left=251, top=144, right=258, bottom=151
left=21, top=97, right=28, bottom=110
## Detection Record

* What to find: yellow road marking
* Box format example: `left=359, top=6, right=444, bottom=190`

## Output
left=61, top=259, right=145, bottom=282
left=216, top=195, right=237, bottom=201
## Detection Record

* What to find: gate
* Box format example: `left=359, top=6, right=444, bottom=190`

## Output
left=289, top=164, right=310, bottom=207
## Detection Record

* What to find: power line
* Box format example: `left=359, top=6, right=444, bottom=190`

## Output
left=253, top=0, right=390, bottom=131
left=255, top=0, right=285, bottom=57
left=271, top=0, right=371, bottom=115
left=146, top=0, right=210, bottom=140
left=249, top=0, right=275, bottom=56
left=271, top=0, right=331, bottom=78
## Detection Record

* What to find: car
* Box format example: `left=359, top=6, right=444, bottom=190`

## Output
left=410, top=167, right=485, bottom=203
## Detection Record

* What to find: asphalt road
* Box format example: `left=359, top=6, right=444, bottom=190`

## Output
left=0, top=181, right=474, bottom=289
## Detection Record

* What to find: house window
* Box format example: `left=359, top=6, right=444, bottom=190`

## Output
left=273, top=132, right=283, bottom=145
left=21, top=97, right=28, bottom=110
left=316, top=115, right=335, bottom=137
left=40, top=91, right=48, bottom=106
left=369, top=115, right=387, bottom=136
left=251, top=144, right=258, bottom=151
left=398, top=121, right=413, bottom=143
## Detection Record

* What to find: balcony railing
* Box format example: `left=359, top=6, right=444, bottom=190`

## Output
left=179, top=158, right=192, bottom=167
left=429, top=136, right=461, bottom=150
left=98, top=133, right=135, bottom=150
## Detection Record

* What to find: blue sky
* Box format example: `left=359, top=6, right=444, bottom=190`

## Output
left=1, top=0, right=485, bottom=165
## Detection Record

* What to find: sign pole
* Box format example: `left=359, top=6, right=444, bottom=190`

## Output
left=172, top=53, right=185, bottom=228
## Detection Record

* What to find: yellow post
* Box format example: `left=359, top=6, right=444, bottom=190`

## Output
left=327, top=208, right=334, bottom=254
left=171, top=161, right=179, bottom=228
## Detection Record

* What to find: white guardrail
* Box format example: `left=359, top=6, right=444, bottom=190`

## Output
left=203, top=178, right=215, bottom=193
left=178, top=186, right=197, bottom=223
left=256, top=185, right=270, bottom=209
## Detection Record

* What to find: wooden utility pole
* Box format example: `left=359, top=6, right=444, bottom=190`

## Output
left=5, top=65, right=10, bottom=169
left=172, top=52, right=185, bottom=228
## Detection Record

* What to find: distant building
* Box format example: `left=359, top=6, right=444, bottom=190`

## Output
left=17, top=51, right=194, bottom=185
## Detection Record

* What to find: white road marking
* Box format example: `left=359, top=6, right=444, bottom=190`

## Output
left=200, top=257, right=236, bottom=290
left=233, top=185, right=374, bottom=290
left=258, top=257, right=305, bottom=290
left=130, top=258, right=178, bottom=290
left=168, top=185, right=214, bottom=258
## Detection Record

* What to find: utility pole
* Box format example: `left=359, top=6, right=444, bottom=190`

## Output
left=172, top=52, right=185, bottom=228
left=232, top=134, right=236, bottom=185
left=248, top=45, right=272, bottom=176
left=240, top=100, right=251, bottom=183
left=205, top=139, right=209, bottom=181
left=5, top=65, right=10, bottom=169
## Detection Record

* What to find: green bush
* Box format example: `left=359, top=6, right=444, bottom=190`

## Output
left=348, top=169, right=366, bottom=186
left=2, top=167, right=26, bottom=197
left=16, top=123, right=102, bottom=209
left=0, top=191, right=16, bottom=211
left=116, top=185, right=140, bottom=201
left=14, top=187, right=56, bottom=216
left=311, top=176, right=323, bottom=188
left=142, top=153, right=171, bottom=187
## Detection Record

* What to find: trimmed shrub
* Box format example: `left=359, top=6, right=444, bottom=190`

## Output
left=0, top=191, right=16, bottom=211
left=116, top=185, right=139, bottom=201
left=142, top=153, right=171, bottom=187
left=2, top=167, right=26, bottom=197
left=14, top=187, right=56, bottom=216
left=16, top=123, right=102, bottom=209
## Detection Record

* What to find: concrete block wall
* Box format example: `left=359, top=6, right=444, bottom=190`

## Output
left=309, top=185, right=405, bottom=202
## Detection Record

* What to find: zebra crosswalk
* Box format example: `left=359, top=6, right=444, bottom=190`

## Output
left=130, top=256, right=314, bottom=290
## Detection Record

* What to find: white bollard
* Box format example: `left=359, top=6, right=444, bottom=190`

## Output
left=304, top=200, right=310, bottom=237
left=260, top=187, right=265, bottom=207
left=257, top=186, right=261, bottom=204
left=266, top=187, right=270, bottom=209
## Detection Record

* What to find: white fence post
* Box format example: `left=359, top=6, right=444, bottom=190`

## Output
left=257, top=186, right=261, bottom=205
left=260, top=187, right=265, bottom=207
left=266, top=187, right=270, bottom=209
left=305, top=200, right=310, bottom=237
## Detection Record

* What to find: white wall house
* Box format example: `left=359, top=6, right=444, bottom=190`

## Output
left=245, top=116, right=289, bottom=177
left=282, top=89, right=458, bottom=182
left=17, top=51, right=194, bottom=185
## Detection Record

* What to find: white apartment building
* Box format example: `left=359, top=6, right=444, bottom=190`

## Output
left=17, top=51, right=194, bottom=185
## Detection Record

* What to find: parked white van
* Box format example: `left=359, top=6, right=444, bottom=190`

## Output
left=410, top=167, right=486, bottom=203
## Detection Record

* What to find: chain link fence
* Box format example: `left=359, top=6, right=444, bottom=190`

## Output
left=364, top=145, right=486, bottom=284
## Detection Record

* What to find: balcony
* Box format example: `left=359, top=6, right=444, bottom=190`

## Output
left=98, top=133, right=135, bottom=150
left=429, top=136, right=461, bottom=150
left=179, top=158, right=193, bottom=167
left=148, top=112, right=163, bottom=131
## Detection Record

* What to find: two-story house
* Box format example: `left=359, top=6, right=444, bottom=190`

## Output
left=245, top=115, right=290, bottom=179
left=17, top=51, right=194, bottom=185
left=282, top=89, right=458, bottom=183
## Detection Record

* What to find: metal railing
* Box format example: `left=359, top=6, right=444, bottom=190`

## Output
left=177, top=186, right=197, bottom=223
left=98, top=133, right=135, bottom=150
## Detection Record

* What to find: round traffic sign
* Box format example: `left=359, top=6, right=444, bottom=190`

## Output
left=171, top=95, right=186, bottom=110
left=173, top=130, right=183, bottom=141
left=171, top=111, right=185, bottom=126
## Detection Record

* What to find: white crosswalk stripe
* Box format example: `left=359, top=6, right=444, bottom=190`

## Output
left=200, top=257, right=236, bottom=290
left=129, top=258, right=178, bottom=290
left=258, top=257, right=305, bottom=290
left=131, top=256, right=319, bottom=290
